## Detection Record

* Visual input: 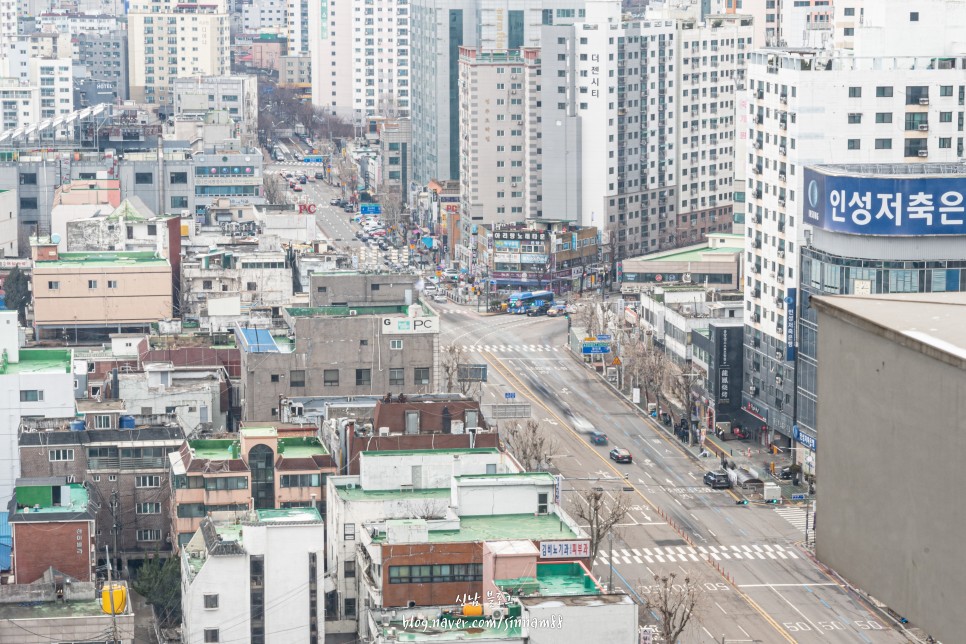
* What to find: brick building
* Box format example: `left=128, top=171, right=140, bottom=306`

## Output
left=9, top=479, right=96, bottom=584
left=19, top=416, right=185, bottom=576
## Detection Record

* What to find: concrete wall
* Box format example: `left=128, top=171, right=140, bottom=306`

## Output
left=0, top=610, right=134, bottom=644
left=358, top=450, right=505, bottom=491
left=453, top=477, right=554, bottom=517
left=309, top=273, right=416, bottom=307
left=522, top=595, right=637, bottom=644
left=815, top=310, right=966, bottom=643
left=182, top=552, right=250, bottom=644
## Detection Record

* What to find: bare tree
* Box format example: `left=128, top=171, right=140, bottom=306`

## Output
left=402, top=499, right=448, bottom=520
left=379, top=186, right=404, bottom=240
left=574, top=296, right=604, bottom=337
left=568, top=487, right=629, bottom=564
left=664, top=365, right=695, bottom=433
left=503, top=419, right=558, bottom=472
left=440, top=342, right=477, bottom=396
left=263, top=174, right=289, bottom=205
left=640, top=572, right=703, bottom=642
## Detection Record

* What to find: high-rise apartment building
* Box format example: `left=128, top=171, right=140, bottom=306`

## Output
left=287, top=0, right=310, bottom=54
left=128, top=0, right=230, bottom=110
left=309, top=0, right=411, bottom=122
left=457, top=48, right=541, bottom=228
left=409, top=0, right=586, bottom=185
left=741, top=0, right=966, bottom=445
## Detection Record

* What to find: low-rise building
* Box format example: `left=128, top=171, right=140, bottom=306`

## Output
left=31, top=240, right=173, bottom=342
left=9, top=479, right=95, bottom=584
left=18, top=415, right=185, bottom=575
left=168, top=425, right=336, bottom=548
left=49, top=178, right=123, bottom=252
left=181, top=509, right=324, bottom=644
left=0, top=188, right=17, bottom=258
left=172, top=76, right=259, bottom=146
left=117, top=362, right=228, bottom=433
left=620, top=232, right=745, bottom=294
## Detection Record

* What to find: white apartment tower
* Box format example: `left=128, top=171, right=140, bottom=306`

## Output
left=128, top=0, right=231, bottom=109
left=309, top=0, right=411, bottom=121
left=741, top=0, right=966, bottom=442
left=458, top=48, right=541, bottom=226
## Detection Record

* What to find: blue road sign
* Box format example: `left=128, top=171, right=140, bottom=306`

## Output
left=360, top=203, right=382, bottom=215
left=791, top=493, right=807, bottom=501
left=504, top=392, right=516, bottom=400
left=596, top=334, right=612, bottom=341
left=582, top=344, right=611, bottom=355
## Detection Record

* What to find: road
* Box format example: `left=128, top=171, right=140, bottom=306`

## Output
left=432, top=300, right=910, bottom=644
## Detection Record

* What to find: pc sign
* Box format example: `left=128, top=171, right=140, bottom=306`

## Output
left=381, top=317, right=439, bottom=334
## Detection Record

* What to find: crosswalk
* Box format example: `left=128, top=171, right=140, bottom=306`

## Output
left=595, top=543, right=800, bottom=567
left=775, top=506, right=810, bottom=531
left=464, top=344, right=560, bottom=354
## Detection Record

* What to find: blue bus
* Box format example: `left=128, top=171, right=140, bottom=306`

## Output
left=507, top=290, right=554, bottom=314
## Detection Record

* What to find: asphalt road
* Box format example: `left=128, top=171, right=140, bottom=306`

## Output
left=432, top=301, right=910, bottom=644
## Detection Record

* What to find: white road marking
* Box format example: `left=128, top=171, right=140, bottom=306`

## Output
left=715, top=602, right=728, bottom=615
left=633, top=556, right=643, bottom=564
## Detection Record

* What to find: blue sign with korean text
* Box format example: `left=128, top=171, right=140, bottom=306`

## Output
left=360, top=203, right=382, bottom=215
left=785, top=288, right=797, bottom=362
left=803, top=167, right=966, bottom=236
left=793, top=424, right=817, bottom=452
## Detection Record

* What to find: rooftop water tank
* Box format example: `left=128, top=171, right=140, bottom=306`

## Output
left=69, top=420, right=86, bottom=432
left=119, top=416, right=136, bottom=429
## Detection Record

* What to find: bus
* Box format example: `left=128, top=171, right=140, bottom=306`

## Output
left=507, top=290, right=554, bottom=314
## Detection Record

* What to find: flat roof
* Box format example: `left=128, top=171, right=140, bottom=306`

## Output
left=14, top=484, right=88, bottom=516
left=36, top=250, right=169, bottom=267
left=0, top=349, right=71, bottom=375
left=240, top=426, right=277, bottom=438
left=189, top=439, right=237, bottom=460
left=280, top=436, right=329, bottom=457
left=626, top=239, right=743, bottom=264
left=336, top=486, right=450, bottom=502
left=255, top=507, right=322, bottom=523
left=287, top=305, right=423, bottom=317
left=454, top=472, right=554, bottom=482
left=811, top=292, right=966, bottom=368
left=374, top=513, right=579, bottom=544
left=496, top=562, right=601, bottom=597
left=810, top=162, right=966, bottom=177
left=364, top=448, right=499, bottom=458
left=0, top=599, right=120, bottom=619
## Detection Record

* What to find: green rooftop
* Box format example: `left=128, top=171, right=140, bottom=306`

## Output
left=0, top=348, right=71, bottom=375
left=373, top=513, right=579, bottom=544
left=14, top=483, right=89, bottom=515
left=381, top=616, right=523, bottom=642
left=632, top=240, right=744, bottom=264
left=0, top=599, right=124, bottom=619
left=336, top=486, right=450, bottom=502
left=37, top=250, right=169, bottom=267
left=279, top=436, right=328, bottom=457
left=496, top=562, right=601, bottom=597
left=287, top=304, right=421, bottom=317
left=364, top=448, right=499, bottom=458
left=189, top=439, right=239, bottom=460
left=256, top=507, right=322, bottom=523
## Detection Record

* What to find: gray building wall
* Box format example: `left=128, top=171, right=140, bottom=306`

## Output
left=309, top=272, right=417, bottom=307
left=74, top=30, right=129, bottom=104
left=813, top=299, right=966, bottom=644
left=239, top=314, right=438, bottom=419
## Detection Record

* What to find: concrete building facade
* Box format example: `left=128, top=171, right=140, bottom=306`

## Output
left=72, top=29, right=128, bottom=105
left=172, top=76, right=259, bottom=146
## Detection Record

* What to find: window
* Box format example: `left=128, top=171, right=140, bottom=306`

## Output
left=48, top=449, right=74, bottom=462
left=136, top=502, right=161, bottom=514
left=875, top=112, right=892, bottom=123
left=875, top=86, right=893, bottom=98
left=413, top=367, right=430, bottom=385
left=204, top=476, right=248, bottom=490
left=324, top=369, right=339, bottom=386
left=843, top=27, right=854, bottom=36
left=847, top=113, right=862, bottom=124
left=910, top=11, right=919, bottom=21
left=137, top=529, right=162, bottom=542
left=135, top=172, right=154, bottom=184
left=47, top=281, right=59, bottom=290
left=316, top=286, right=327, bottom=292
left=247, top=282, right=257, bottom=291
left=844, top=7, right=855, bottom=16
left=204, top=628, right=220, bottom=643
left=940, top=85, right=953, bottom=97
left=344, top=523, right=355, bottom=540
left=344, top=560, right=356, bottom=578
left=344, top=598, right=356, bottom=618
left=95, top=415, right=111, bottom=429
left=875, top=138, right=892, bottom=149
left=939, top=137, right=952, bottom=148
left=135, top=475, right=161, bottom=488
left=20, top=197, right=37, bottom=209
left=204, top=594, right=219, bottom=609
left=370, top=283, right=380, bottom=291
left=847, top=139, right=861, bottom=150
left=108, top=280, right=118, bottom=289
left=904, top=137, right=928, bottom=157
left=271, top=374, right=280, bottom=383
left=906, top=86, right=929, bottom=105
left=88, top=280, right=98, bottom=289
left=19, top=390, right=43, bottom=402
left=171, top=196, right=188, bottom=209
left=279, top=474, right=320, bottom=487
left=939, top=112, right=953, bottom=123
left=389, top=368, right=404, bottom=386
left=356, top=369, right=371, bottom=386
left=389, top=564, right=483, bottom=584
left=537, top=493, right=549, bottom=514
left=359, top=339, right=368, bottom=347
left=848, top=87, right=861, bottom=98
left=390, top=339, right=403, bottom=350
left=290, top=370, right=306, bottom=387
left=170, top=171, right=188, bottom=184
left=19, top=173, right=37, bottom=185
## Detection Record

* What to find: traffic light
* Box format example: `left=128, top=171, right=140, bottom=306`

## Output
left=735, top=500, right=749, bottom=506
left=765, top=499, right=781, bottom=504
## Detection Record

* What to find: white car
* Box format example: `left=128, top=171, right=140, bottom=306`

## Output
left=432, top=294, right=448, bottom=303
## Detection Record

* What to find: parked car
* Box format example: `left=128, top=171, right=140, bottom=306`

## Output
left=316, top=172, right=326, bottom=180
left=778, top=466, right=796, bottom=481
left=331, top=198, right=342, bottom=206
left=443, top=268, right=460, bottom=281
left=343, top=205, right=355, bottom=213
left=546, top=304, right=568, bottom=317
left=377, top=241, right=390, bottom=251
left=369, top=229, right=387, bottom=237
left=609, top=448, right=632, bottom=464
left=703, top=471, right=731, bottom=489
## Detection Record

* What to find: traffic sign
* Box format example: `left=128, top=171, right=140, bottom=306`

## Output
left=360, top=203, right=382, bottom=215
left=791, top=493, right=807, bottom=501
left=504, top=392, right=516, bottom=400
left=612, top=356, right=621, bottom=366
left=581, top=342, right=611, bottom=355
left=596, top=334, right=612, bottom=341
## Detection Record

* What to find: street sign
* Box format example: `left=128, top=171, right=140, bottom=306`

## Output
left=486, top=403, right=532, bottom=419
left=791, top=493, right=807, bottom=501
left=457, top=364, right=488, bottom=382
left=360, top=203, right=382, bottom=215
left=504, top=392, right=516, bottom=400
left=596, top=334, right=612, bottom=341
left=612, top=356, right=622, bottom=366
left=582, top=343, right=611, bottom=355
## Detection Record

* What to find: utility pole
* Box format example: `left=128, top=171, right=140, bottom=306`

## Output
left=608, top=532, right=614, bottom=590
left=110, top=489, right=119, bottom=578
left=105, top=545, right=120, bottom=644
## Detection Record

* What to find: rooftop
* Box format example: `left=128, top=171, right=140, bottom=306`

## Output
left=0, top=349, right=71, bottom=375
left=454, top=472, right=554, bottom=483
left=379, top=616, right=523, bottom=642
left=12, top=483, right=89, bottom=517
left=627, top=235, right=744, bottom=264
left=809, top=162, right=966, bottom=177
left=35, top=250, right=169, bottom=268
left=279, top=436, right=329, bottom=457
left=374, top=513, right=579, bottom=544
left=286, top=304, right=421, bottom=317
left=0, top=599, right=122, bottom=620
left=336, top=486, right=450, bottom=502
left=189, top=439, right=237, bottom=460
left=240, top=426, right=277, bottom=439
left=496, top=562, right=602, bottom=597
left=255, top=507, right=322, bottom=523
left=364, top=448, right=499, bottom=458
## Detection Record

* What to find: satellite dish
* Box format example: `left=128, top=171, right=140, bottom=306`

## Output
left=51, top=233, right=61, bottom=244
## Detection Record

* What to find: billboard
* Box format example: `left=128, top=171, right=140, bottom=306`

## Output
left=803, top=167, right=966, bottom=236
left=785, top=288, right=797, bottom=362
left=381, top=317, right=438, bottom=334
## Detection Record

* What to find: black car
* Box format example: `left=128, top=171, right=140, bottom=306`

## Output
left=343, top=205, right=355, bottom=213
left=315, top=172, right=325, bottom=180
left=778, top=466, right=796, bottom=481
left=298, top=175, right=307, bottom=184
left=609, top=448, right=632, bottom=464
left=378, top=242, right=390, bottom=251
left=703, top=471, right=731, bottom=489
left=526, top=304, right=551, bottom=317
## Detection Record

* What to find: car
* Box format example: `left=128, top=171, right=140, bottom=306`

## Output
left=432, top=293, right=447, bottom=303
left=703, top=471, right=732, bottom=489
left=316, top=172, right=325, bottom=180
left=369, top=230, right=387, bottom=238
left=589, top=431, right=608, bottom=446
left=354, top=231, right=365, bottom=239
left=609, top=448, right=632, bottom=464
left=292, top=184, right=303, bottom=192
left=378, top=242, right=390, bottom=251
left=331, top=198, right=342, bottom=206
left=343, top=205, right=355, bottom=213
left=282, top=172, right=294, bottom=179
left=298, top=175, right=307, bottom=184
left=307, top=175, right=316, bottom=182
left=443, top=269, right=460, bottom=280
left=526, top=304, right=551, bottom=317
left=778, top=466, right=796, bottom=481
left=423, top=283, right=438, bottom=294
